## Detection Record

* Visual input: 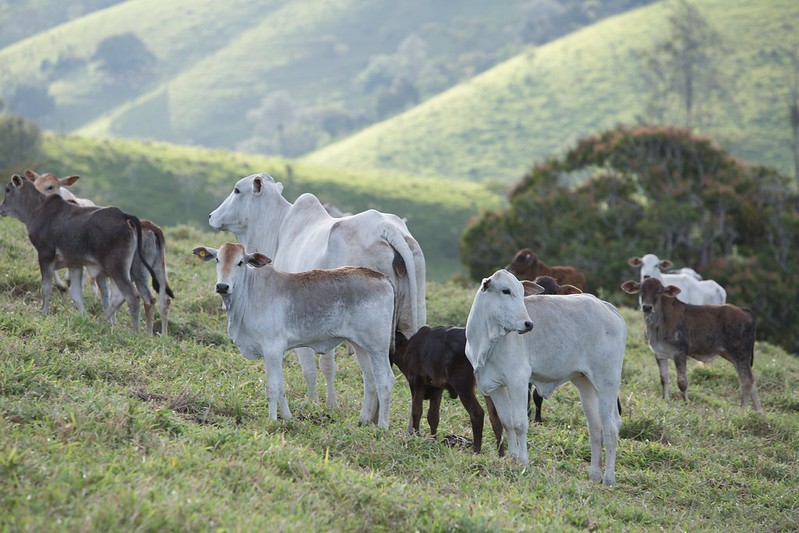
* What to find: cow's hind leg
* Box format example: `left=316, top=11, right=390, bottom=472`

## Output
left=457, top=388, right=485, bottom=454
left=353, top=347, right=379, bottom=426
left=484, top=395, right=506, bottom=457
left=427, top=388, right=443, bottom=436
left=67, top=267, right=86, bottom=314
left=104, top=275, right=140, bottom=331
left=572, top=376, right=608, bottom=484
left=319, top=348, right=337, bottom=408
left=734, top=359, right=764, bottom=413
left=294, top=348, right=320, bottom=404
left=674, top=355, right=689, bottom=402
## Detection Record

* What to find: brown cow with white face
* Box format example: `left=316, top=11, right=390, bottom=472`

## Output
left=506, top=248, right=586, bottom=290
left=0, top=174, right=158, bottom=331
left=621, top=277, right=763, bottom=412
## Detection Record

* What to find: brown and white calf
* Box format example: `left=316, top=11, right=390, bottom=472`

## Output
left=391, top=326, right=503, bottom=454
left=506, top=248, right=586, bottom=290
left=26, top=169, right=96, bottom=207
left=621, top=278, right=763, bottom=412
left=194, top=243, right=397, bottom=428
left=1, top=174, right=159, bottom=331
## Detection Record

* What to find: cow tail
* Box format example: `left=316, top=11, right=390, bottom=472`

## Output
left=744, top=308, right=756, bottom=367
left=149, top=223, right=175, bottom=299
left=125, top=214, right=161, bottom=294
left=381, top=224, right=421, bottom=334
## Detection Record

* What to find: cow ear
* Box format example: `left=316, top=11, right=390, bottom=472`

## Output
left=23, top=169, right=38, bottom=182
left=61, top=175, right=80, bottom=187
left=659, top=259, right=673, bottom=269
left=560, top=284, right=582, bottom=295
left=523, top=281, right=543, bottom=296
left=620, top=280, right=640, bottom=294
left=663, top=285, right=681, bottom=298
left=275, top=181, right=284, bottom=193
left=480, top=277, right=492, bottom=292
left=628, top=256, right=642, bottom=267
left=192, top=246, right=218, bottom=261
left=246, top=252, right=272, bottom=268
left=11, top=174, right=24, bottom=188
left=252, top=176, right=263, bottom=196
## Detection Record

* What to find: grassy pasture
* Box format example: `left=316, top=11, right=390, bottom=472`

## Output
left=1, top=218, right=798, bottom=531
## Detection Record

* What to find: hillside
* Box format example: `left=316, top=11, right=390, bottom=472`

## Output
left=0, top=0, right=537, bottom=149
left=35, top=134, right=501, bottom=281
left=1, top=218, right=798, bottom=530
left=305, top=0, right=799, bottom=181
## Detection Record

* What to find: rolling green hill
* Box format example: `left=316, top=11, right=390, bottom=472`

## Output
left=34, top=134, right=500, bottom=281
left=305, top=0, right=799, bottom=181
left=0, top=0, right=535, bottom=149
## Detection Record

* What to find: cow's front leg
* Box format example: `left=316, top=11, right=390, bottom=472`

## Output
left=488, top=384, right=529, bottom=465
left=38, top=259, right=57, bottom=314
left=319, top=348, right=337, bottom=408
left=294, top=347, right=319, bottom=404
left=656, top=356, right=670, bottom=401
left=263, top=349, right=291, bottom=421
left=353, top=347, right=379, bottom=425
left=674, top=354, right=689, bottom=402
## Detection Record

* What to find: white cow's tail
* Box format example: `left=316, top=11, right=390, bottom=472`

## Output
left=381, top=223, right=425, bottom=335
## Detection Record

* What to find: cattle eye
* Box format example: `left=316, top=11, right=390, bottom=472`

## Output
left=237, top=260, right=244, bottom=267
left=233, top=187, right=240, bottom=194
left=502, top=289, right=511, bottom=295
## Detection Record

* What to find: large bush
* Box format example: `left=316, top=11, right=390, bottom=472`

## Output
left=460, top=125, right=799, bottom=351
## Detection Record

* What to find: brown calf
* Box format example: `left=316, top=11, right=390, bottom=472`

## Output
left=621, top=278, right=763, bottom=412
left=0, top=174, right=158, bottom=331
left=507, top=248, right=586, bottom=290
left=391, top=326, right=504, bottom=455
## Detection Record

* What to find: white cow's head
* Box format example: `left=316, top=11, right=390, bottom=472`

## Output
left=465, top=269, right=537, bottom=371
left=628, top=253, right=671, bottom=281
left=208, top=173, right=284, bottom=237
left=193, top=243, right=271, bottom=297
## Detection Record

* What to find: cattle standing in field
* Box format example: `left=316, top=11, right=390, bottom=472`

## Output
left=391, top=326, right=503, bottom=454
left=194, top=243, right=397, bottom=428
left=0, top=174, right=159, bottom=331
left=465, top=270, right=625, bottom=485
left=628, top=254, right=726, bottom=305
left=208, top=173, right=426, bottom=409
left=621, top=278, right=763, bottom=412
left=26, top=170, right=174, bottom=335
left=506, top=248, right=587, bottom=290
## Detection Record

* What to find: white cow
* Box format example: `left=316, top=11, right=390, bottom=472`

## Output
left=208, top=173, right=426, bottom=408
left=628, top=253, right=726, bottom=305
left=194, top=243, right=397, bottom=428
left=465, top=269, right=626, bottom=485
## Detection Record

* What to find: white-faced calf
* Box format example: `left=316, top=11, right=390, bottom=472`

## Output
left=621, top=278, right=763, bottom=412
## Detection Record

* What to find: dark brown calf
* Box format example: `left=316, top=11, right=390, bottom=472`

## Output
left=507, top=248, right=586, bottom=290
left=0, top=174, right=158, bottom=331
left=621, top=278, right=763, bottom=412
left=391, top=326, right=504, bottom=454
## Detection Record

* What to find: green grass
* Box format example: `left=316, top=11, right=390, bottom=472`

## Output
left=1, top=217, right=798, bottom=531
left=306, top=0, right=799, bottom=180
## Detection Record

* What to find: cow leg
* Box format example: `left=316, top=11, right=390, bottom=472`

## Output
left=484, top=395, right=506, bottom=457
left=457, top=389, right=485, bottom=454
left=532, top=387, right=544, bottom=424
left=294, top=347, right=320, bottom=404
left=319, top=348, right=337, bottom=408
left=353, top=347, right=379, bottom=426
left=572, top=375, right=606, bottom=483
left=131, top=265, right=155, bottom=334
left=408, top=383, right=425, bottom=435
left=734, top=360, right=764, bottom=413
left=94, top=273, right=110, bottom=315
left=67, top=267, right=86, bottom=313
left=53, top=270, right=69, bottom=291
left=656, top=356, right=670, bottom=401
left=263, top=349, right=292, bottom=420
left=367, top=348, right=393, bottom=429
left=38, top=259, right=57, bottom=314
left=158, top=284, right=171, bottom=336
left=104, top=276, right=140, bottom=331
left=674, top=355, right=689, bottom=402
left=427, top=388, right=443, bottom=437
left=487, top=384, right=529, bottom=465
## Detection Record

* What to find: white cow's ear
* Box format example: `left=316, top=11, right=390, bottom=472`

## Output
left=275, top=181, right=283, bottom=193
left=628, top=256, right=642, bottom=267
left=620, top=280, right=640, bottom=294
left=193, top=246, right=218, bottom=261
left=252, top=177, right=263, bottom=195
left=659, top=259, right=673, bottom=269
left=523, top=281, right=543, bottom=296
left=246, top=252, right=272, bottom=268
left=480, top=277, right=492, bottom=292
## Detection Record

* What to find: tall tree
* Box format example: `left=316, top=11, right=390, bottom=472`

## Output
left=636, top=0, right=727, bottom=130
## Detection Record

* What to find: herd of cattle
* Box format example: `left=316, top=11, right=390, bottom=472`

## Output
left=0, top=170, right=765, bottom=486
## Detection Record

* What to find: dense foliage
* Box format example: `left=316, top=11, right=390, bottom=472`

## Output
left=0, top=103, right=43, bottom=178
left=461, top=125, right=799, bottom=351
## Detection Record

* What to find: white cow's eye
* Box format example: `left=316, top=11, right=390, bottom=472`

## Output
left=502, top=289, right=511, bottom=295
left=233, top=187, right=240, bottom=194
left=237, top=260, right=244, bottom=267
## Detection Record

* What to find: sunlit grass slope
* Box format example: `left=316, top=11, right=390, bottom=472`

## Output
left=305, top=0, right=799, bottom=181
left=1, top=218, right=797, bottom=530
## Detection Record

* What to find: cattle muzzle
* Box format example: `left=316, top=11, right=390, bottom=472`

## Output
left=641, top=303, right=653, bottom=314
left=521, top=320, right=534, bottom=333
left=216, top=283, right=230, bottom=295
